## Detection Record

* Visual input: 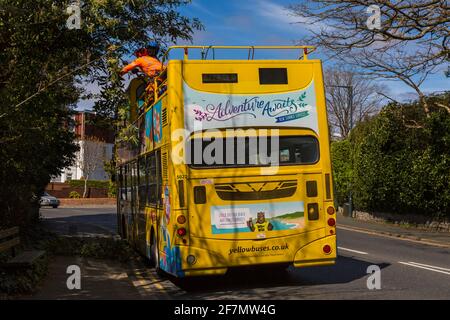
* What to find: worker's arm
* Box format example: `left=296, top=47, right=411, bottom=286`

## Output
left=120, top=59, right=141, bottom=75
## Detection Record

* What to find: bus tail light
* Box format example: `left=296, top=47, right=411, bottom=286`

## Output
left=323, top=245, right=332, bottom=254
left=177, top=215, right=187, bottom=224
left=327, top=206, right=335, bottom=215
left=328, top=218, right=336, bottom=227
left=177, top=228, right=187, bottom=237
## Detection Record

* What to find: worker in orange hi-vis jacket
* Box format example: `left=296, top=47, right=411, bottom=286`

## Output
left=120, top=41, right=163, bottom=102
left=120, top=41, right=163, bottom=98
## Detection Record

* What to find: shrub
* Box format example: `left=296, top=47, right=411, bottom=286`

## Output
left=332, top=92, right=450, bottom=218
left=331, top=140, right=352, bottom=206
left=69, top=191, right=81, bottom=199
left=0, top=256, right=48, bottom=294
left=108, top=181, right=117, bottom=198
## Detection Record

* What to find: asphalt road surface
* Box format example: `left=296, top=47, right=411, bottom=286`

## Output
left=37, top=206, right=450, bottom=300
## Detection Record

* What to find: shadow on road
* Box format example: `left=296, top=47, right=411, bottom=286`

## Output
left=41, top=213, right=117, bottom=237
left=169, top=256, right=390, bottom=296
left=38, top=208, right=393, bottom=299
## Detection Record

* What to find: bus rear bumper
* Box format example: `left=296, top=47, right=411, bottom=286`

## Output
left=178, top=245, right=229, bottom=276
left=177, top=234, right=336, bottom=276
left=292, top=235, right=336, bottom=268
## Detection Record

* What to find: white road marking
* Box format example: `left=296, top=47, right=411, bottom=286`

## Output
left=337, top=225, right=450, bottom=249
left=407, top=262, right=450, bottom=272
left=338, top=247, right=368, bottom=255
left=399, top=262, right=450, bottom=275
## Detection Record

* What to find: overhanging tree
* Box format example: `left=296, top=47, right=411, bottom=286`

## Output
left=0, top=0, right=202, bottom=227
left=289, top=0, right=449, bottom=116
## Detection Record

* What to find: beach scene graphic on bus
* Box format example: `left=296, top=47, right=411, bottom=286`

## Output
left=211, top=201, right=305, bottom=234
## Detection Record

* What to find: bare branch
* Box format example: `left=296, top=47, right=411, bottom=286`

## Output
left=289, top=0, right=449, bottom=115
left=325, top=65, right=388, bottom=138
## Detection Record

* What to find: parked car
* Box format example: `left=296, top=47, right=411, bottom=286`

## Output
left=40, top=192, right=60, bottom=208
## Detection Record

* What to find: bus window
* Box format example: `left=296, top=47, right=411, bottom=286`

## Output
left=124, top=166, right=127, bottom=201
left=126, top=163, right=131, bottom=201
left=259, top=68, right=288, bottom=84
left=147, top=153, right=157, bottom=205
left=131, top=161, right=138, bottom=209
left=144, top=155, right=150, bottom=204
left=278, top=136, right=319, bottom=164
left=138, top=157, right=147, bottom=209
left=156, top=150, right=162, bottom=206
left=189, top=136, right=319, bottom=167
left=118, top=167, right=126, bottom=201
left=139, top=118, right=145, bottom=150
left=136, top=83, right=145, bottom=99
left=136, top=83, right=146, bottom=109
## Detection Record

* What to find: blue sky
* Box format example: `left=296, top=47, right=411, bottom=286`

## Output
left=180, top=0, right=314, bottom=46
left=77, top=0, right=448, bottom=110
left=178, top=0, right=448, bottom=97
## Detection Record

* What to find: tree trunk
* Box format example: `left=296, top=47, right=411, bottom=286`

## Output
left=83, top=176, right=88, bottom=198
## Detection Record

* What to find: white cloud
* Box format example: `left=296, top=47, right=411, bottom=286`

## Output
left=190, top=0, right=221, bottom=19
left=250, top=0, right=329, bottom=33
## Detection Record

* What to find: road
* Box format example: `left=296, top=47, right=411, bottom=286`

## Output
left=40, top=206, right=117, bottom=236
left=37, top=206, right=450, bottom=300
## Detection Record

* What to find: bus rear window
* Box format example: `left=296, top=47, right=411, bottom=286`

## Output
left=278, top=136, right=318, bottom=164
left=259, top=68, right=288, bottom=84
left=188, top=135, right=319, bottom=168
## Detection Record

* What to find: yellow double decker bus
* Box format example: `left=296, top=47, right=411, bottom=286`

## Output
left=116, top=46, right=337, bottom=277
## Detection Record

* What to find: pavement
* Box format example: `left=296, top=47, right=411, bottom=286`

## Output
left=31, top=256, right=142, bottom=300
left=31, top=206, right=450, bottom=300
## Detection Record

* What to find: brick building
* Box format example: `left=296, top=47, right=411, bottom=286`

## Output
left=52, top=111, right=115, bottom=182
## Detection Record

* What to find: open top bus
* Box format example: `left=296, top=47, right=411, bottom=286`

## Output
left=116, top=45, right=336, bottom=277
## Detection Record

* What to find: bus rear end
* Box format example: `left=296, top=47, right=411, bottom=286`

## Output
left=166, top=47, right=336, bottom=277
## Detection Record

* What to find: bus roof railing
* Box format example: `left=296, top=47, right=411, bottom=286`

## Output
left=161, top=45, right=317, bottom=63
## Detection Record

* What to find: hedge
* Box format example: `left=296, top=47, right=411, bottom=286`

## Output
left=68, top=179, right=110, bottom=189
left=332, top=93, right=450, bottom=218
